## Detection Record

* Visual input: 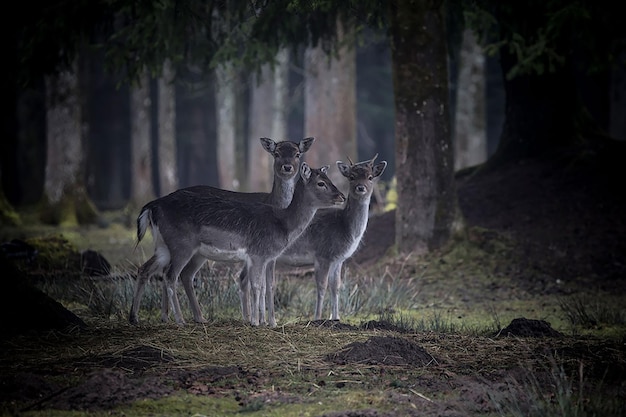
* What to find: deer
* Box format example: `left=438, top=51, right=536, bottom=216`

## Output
left=243, top=154, right=386, bottom=325
left=129, top=162, right=346, bottom=326
left=129, top=137, right=315, bottom=325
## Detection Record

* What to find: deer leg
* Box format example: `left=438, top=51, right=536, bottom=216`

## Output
left=179, top=255, right=208, bottom=323
left=165, top=251, right=195, bottom=325
left=247, top=257, right=266, bottom=326
left=328, top=261, right=343, bottom=321
left=160, top=276, right=169, bottom=322
left=314, top=260, right=331, bottom=320
left=129, top=255, right=159, bottom=324
left=259, top=269, right=267, bottom=326
left=238, top=267, right=251, bottom=323
left=265, top=260, right=277, bottom=327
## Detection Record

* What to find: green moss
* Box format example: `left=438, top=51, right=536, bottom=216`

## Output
left=25, top=235, right=82, bottom=273
left=0, top=194, right=21, bottom=227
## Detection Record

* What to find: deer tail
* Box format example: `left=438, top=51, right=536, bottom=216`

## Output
left=135, top=206, right=153, bottom=249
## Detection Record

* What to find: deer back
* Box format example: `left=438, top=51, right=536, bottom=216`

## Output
left=144, top=164, right=344, bottom=261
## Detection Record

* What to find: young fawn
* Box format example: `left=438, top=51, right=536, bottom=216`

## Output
left=129, top=137, right=314, bottom=325
left=130, top=163, right=345, bottom=326
left=261, top=154, right=387, bottom=323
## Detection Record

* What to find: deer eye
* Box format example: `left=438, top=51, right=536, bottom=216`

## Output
left=317, top=181, right=326, bottom=187
left=368, top=175, right=373, bottom=181
left=295, top=152, right=301, bottom=158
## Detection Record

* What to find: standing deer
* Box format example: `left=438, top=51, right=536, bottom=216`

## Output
left=129, top=137, right=314, bottom=325
left=130, top=163, right=345, bottom=326
left=262, top=154, right=387, bottom=323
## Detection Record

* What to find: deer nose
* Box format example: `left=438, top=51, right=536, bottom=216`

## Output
left=355, top=185, right=366, bottom=194
left=282, top=165, right=293, bottom=173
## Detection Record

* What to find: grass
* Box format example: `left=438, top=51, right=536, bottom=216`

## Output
left=490, top=356, right=626, bottom=417
left=2, top=223, right=625, bottom=416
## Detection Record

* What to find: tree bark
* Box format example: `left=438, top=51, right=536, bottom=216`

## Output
left=42, top=60, right=97, bottom=226
left=304, top=19, right=357, bottom=187
left=158, top=59, right=178, bottom=195
left=129, top=69, right=155, bottom=209
left=215, top=63, right=239, bottom=190
left=389, top=0, right=463, bottom=254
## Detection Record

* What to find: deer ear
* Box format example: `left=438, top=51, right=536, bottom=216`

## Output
left=260, top=137, right=276, bottom=153
left=373, top=161, right=387, bottom=178
left=336, top=161, right=351, bottom=177
left=299, top=137, right=315, bottom=153
left=320, top=165, right=330, bottom=174
left=300, top=162, right=311, bottom=182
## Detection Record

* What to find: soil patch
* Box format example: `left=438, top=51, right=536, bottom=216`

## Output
left=496, top=317, right=564, bottom=338
left=328, top=336, right=435, bottom=367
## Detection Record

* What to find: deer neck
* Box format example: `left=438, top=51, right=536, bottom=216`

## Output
left=268, top=175, right=297, bottom=208
left=344, top=195, right=370, bottom=238
left=275, top=181, right=318, bottom=242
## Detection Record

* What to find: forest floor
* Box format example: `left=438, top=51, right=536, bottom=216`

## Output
left=0, top=138, right=625, bottom=416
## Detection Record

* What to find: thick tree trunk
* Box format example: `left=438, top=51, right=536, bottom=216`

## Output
left=42, top=60, right=97, bottom=226
left=129, top=70, right=155, bottom=209
left=215, top=63, right=239, bottom=190
left=158, top=59, right=178, bottom=195
left=453, top=29, right=487, bottom=171
left=389, top=0, right=463, bottom=254
left=304, top=19, right=357, bottom=187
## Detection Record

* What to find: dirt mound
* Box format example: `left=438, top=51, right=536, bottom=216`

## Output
left=497, top=318, right=564, bottom=338
left=328, top=336, right=435, bottom=366
left=307, top=319, right=359, bottom=330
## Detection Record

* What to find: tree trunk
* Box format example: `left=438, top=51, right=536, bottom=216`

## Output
left=42, top=60, right=97, bottom=226
left=247, top=49, right=289, bottom=192
left=453, top=28, right=487, bottom=171
left=158, top=59, right=178, bottom=195
left=129, top=69, right=155, bottom=210
left=215, top=63, right=238, bottom=190
left=389, top=0, right=463, bottom=254
left=304, top=19, right=357, bottom=187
